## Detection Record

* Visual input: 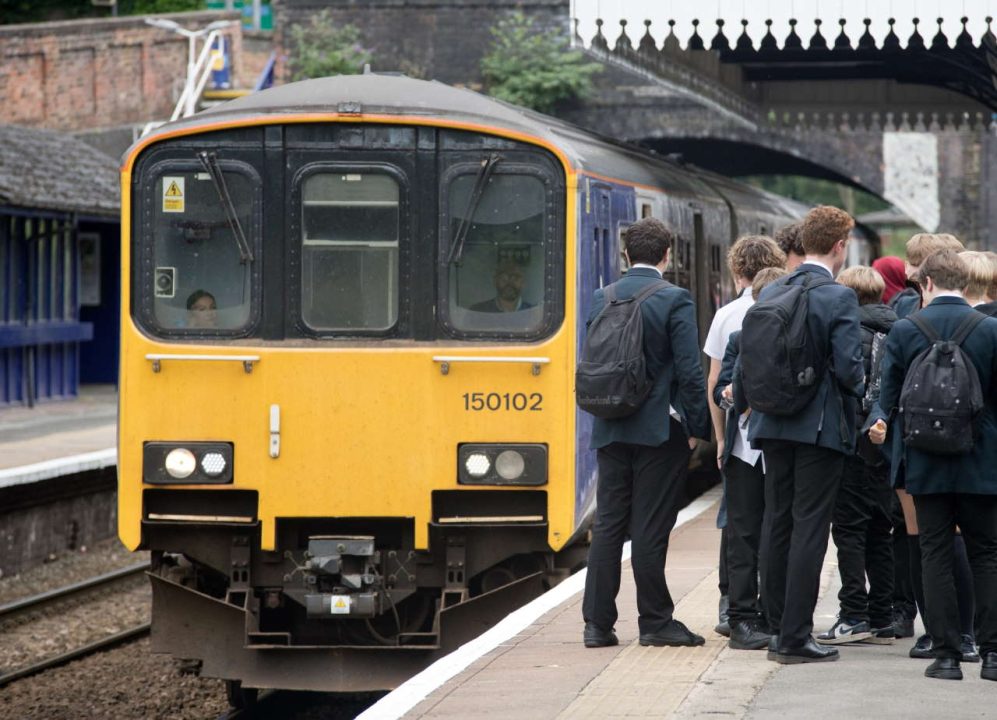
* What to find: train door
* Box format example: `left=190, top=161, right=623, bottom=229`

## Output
left=692, top=209, right=712, bottom=343
left=592, top=184, right=614, bottom=289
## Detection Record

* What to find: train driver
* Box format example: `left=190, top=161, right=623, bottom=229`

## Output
left=470, top=258, right=534, bottom=313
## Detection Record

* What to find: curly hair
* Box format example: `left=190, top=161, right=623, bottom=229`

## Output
left=774, top=222, right=804, bottom=258
left=800, top=206, right=855, bottom=256
left=727, top=235, right=786, bottom=281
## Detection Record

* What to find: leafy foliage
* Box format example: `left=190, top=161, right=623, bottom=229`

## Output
left=287, top=11, right=372, bottom=81
left=480, top=12, right=601, bottom=114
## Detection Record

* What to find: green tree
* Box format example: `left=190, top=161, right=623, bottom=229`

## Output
left=287, top=11, right=372, bottom=81
left=480, top=12, right=601, bottom=114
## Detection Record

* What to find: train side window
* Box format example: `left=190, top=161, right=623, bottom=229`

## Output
left=299, top=171, right=400, bottom=331
left=641, top=203, right=652, bottom=218
left=441, top=168, right=553, bottom=338
left=143, top=163, right=259, bottom=335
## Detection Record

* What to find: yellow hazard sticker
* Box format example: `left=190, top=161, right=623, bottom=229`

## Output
left=163, top=177, right=185, bottom=213
left=330, top=595, right=351, bottom=614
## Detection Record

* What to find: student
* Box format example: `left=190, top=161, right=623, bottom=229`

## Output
left=775, top=223, right=805, bottom=271
left=890, top=234, right=963, bottom=319
left=581, top=218, right=710, bottom=649
left=872, top=256, right=907, bottom=305
left=747, top=205, right=865, bottom=664
left=816, top=266, right=896, bottom=645
left=703, top=236, right=786, bottom=639
left=714, top=265, right=787, bottom=650
left=868, top=249, right=997, bottom=682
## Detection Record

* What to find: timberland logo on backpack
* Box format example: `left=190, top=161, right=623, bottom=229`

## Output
left=576, top=279, right=671, bottom=420
left=899, top=312, right=986, bottom=455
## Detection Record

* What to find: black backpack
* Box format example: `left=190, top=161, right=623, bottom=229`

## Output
left=740, top=272, right=833, bottom=416
left=899, top=312, right=986, bottom=455
left=576, top=279, right=671, bottom=419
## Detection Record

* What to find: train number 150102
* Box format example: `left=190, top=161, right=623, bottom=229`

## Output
left=462, top=392, right=543, bottom=412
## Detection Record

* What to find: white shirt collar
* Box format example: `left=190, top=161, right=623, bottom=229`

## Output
left=739, top=286, right=753, bottom=299
left=802, top=259, right=834, bottom=277
left=934, top=291, right=965, bottom=300
left=630, top=263, right=663, bottom=277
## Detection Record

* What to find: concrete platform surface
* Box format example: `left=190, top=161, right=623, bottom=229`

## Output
left=379, top=494, right=993, bottom=719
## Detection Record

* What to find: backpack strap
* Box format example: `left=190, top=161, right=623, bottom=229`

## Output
left=604, top=284, right=617, bottom=304
left=950, top=311, right=987, bottom=346
left=909, top=314, right=940, bottom=344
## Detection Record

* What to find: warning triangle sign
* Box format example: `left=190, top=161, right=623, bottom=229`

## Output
left=165, top=181, right=183, bottom=197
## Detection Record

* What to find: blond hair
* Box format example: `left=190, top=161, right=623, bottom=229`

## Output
left=751, top=266, right=789, bottom=299
left=959, top=250, right=997, bottom=301
left=906, top=233, right=964, bottom=266
left=838, top=266, right=886, bottom=306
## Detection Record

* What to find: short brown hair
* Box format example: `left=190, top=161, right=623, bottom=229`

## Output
left=920, top=249, right=969, bottom=292
left=837, top=266, right=885, bottom=306
left=751, top=266, right=789, bottom=298
left=906, top=233, right=964, bottom=266
left=775, top=223, right=804, bottom=257
left=727, top=235, right=786, bottom=281
left=801, top=206, right=855, bottom=255
left=959, top=251, right=997, bottom=300
left=623, top=218, right=674, bottom=265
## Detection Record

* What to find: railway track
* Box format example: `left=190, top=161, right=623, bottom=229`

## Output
left=0, top=561, right=151, bottom=688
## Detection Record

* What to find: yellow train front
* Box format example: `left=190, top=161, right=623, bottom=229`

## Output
left=118, top=74, right=805, bottom=696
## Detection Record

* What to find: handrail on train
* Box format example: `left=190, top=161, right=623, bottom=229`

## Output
left=145, top=353, right=260, bottom=374
left=431, top=355, right=551, bottom=376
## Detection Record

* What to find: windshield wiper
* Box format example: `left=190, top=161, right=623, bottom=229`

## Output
left=197, top=150, right=255, bottom=264
left=446, top=154, right=501, bottom=266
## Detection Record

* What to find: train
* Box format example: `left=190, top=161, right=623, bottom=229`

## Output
left=116, top=73, right=875, bottom=705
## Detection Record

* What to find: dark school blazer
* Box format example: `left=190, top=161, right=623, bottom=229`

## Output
left=747, top=263, right=866, bottom=455
left=587, top=267, right=709, bottom=450
left=870, top=296, right=997, bottom=495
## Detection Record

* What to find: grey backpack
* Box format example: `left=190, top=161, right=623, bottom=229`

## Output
left=899, top=312, right=986, bottom=455
left=575, top=279, right=670, bottom=419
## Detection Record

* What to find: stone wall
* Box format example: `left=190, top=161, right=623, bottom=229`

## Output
left=272, top=0, right=569, bottom=85
left=0, top=11, right=251, bottom=132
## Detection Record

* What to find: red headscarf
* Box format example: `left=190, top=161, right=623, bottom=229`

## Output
left=873, top=256, right=906, bottom=304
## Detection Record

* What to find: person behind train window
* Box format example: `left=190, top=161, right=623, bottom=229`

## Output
left=747, top=206, right=865, bottom=665
left=469, top=258, right=534, bottom=313
left=703, top=236, right=786, bottom=643
left=775, top=222, right=805, bottom=271
left=581, top=218, right=710, bottom=650
left=815, top=266, right=897, bottom=647
left=713, top=264, right=787, bottom=652
left=867, top=249, right=997, bottom=682
left=186, top=289, right=217, bottom=329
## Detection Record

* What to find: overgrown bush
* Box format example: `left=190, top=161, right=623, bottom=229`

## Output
left=480, top=12, right=601, bottom=113
left=287, top=11, right=372, bottom=81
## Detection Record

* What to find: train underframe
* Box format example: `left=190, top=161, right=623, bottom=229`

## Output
left=142, top=489, right=587, bottom=694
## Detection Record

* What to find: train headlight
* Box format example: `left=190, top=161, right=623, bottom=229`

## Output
left=144, top=442, right=234, bottom=485
left=457, top=444, right=547, bottom=486
left=165, top=448, right=196, bottom=479
left=495, top=450, right=526, bottom=481
left=464, top=453, right=491, bottom=478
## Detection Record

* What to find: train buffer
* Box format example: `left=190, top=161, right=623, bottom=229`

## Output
left=359, top=486, right=994, bottom=719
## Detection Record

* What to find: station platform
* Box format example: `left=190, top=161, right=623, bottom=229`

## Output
left=359, top=487, right=994, bottom=720
left=0, top=385, right=117, bottom=488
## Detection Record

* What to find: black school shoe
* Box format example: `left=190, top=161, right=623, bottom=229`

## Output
left=892, top=611, right=915, bottom=639
left=766, top=634, right=779, bottom=661
left=583, top=622, right=619, bottom=648
left=909, top=633, right=934, bottom=659
left=775, top=637, right=840, bottom=664
left=639, top=619, right=705, bottom=647
left=925, top=657, right=963, bottom=680
left=729, top=620, right=772, bottom=650
left=961, top=634, right=980, bottom=663
left=981, top=651, right=997, bottom=681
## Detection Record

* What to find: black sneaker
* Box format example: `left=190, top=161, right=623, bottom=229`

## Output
left=728, top=620, right=772, bottom=650
left=909, top=633, right=934, bottom=659
left=961, top=635, right=980, bottom=663
left=583, top=622, right=619, bottom=648
left=862, top=625, right=896, bottom=645
left=816, top=617, right=872, bottom=644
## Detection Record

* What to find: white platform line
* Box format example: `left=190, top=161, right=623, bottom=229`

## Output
left=356, top=486, right=722, bottom=720
left=0, top=448, right=117, bottom=489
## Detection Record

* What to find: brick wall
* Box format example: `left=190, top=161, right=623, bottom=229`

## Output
left=273, top=0, right=569, bottom=86
left=0, top=11, right=249, bottom=132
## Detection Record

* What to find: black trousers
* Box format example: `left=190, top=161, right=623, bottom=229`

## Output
left=725, top=455, right=766, bottom=623
left=891, top=493, right=917, bottom=620
left=582, top=424, right=691, bottom=635
left=831, top=456, right=894, bottom=627
left=760, top=440, right=844, bottom=647
left=915, top=493, right=997, bottom=659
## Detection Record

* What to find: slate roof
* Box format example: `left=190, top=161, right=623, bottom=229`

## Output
left=0, top=124, right=119, bottom=218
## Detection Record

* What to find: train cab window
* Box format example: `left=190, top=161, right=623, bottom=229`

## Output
left=441, top=169, right=553, bottom=337
left=299, top=171, right=400, bottom=331
left=144, top=165, right=259, bottom=334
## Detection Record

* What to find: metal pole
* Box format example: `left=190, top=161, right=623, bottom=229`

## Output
left=253, top=0, right=262, bottom=31
left=186, top=33, right=197, bottom=117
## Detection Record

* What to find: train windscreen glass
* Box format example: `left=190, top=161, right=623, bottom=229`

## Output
left=300, top=172, right=400, bottom=331
left=444, top=172, right=547, bottom=334
left=147, top=169, right=256, bottom=332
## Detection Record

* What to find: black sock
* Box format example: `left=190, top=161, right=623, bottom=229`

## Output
left=907, top=535, right=927, bottom=633
left=953, top=534, right=976, bottom=640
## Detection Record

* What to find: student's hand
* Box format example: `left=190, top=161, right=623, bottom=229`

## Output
left=721, top=385, right=733, bottom=402
left=868, top=419, right=887, bottom=445
left=715, top=439, right=724, bottom=469
left=689, top=436, right=699, bottom=451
